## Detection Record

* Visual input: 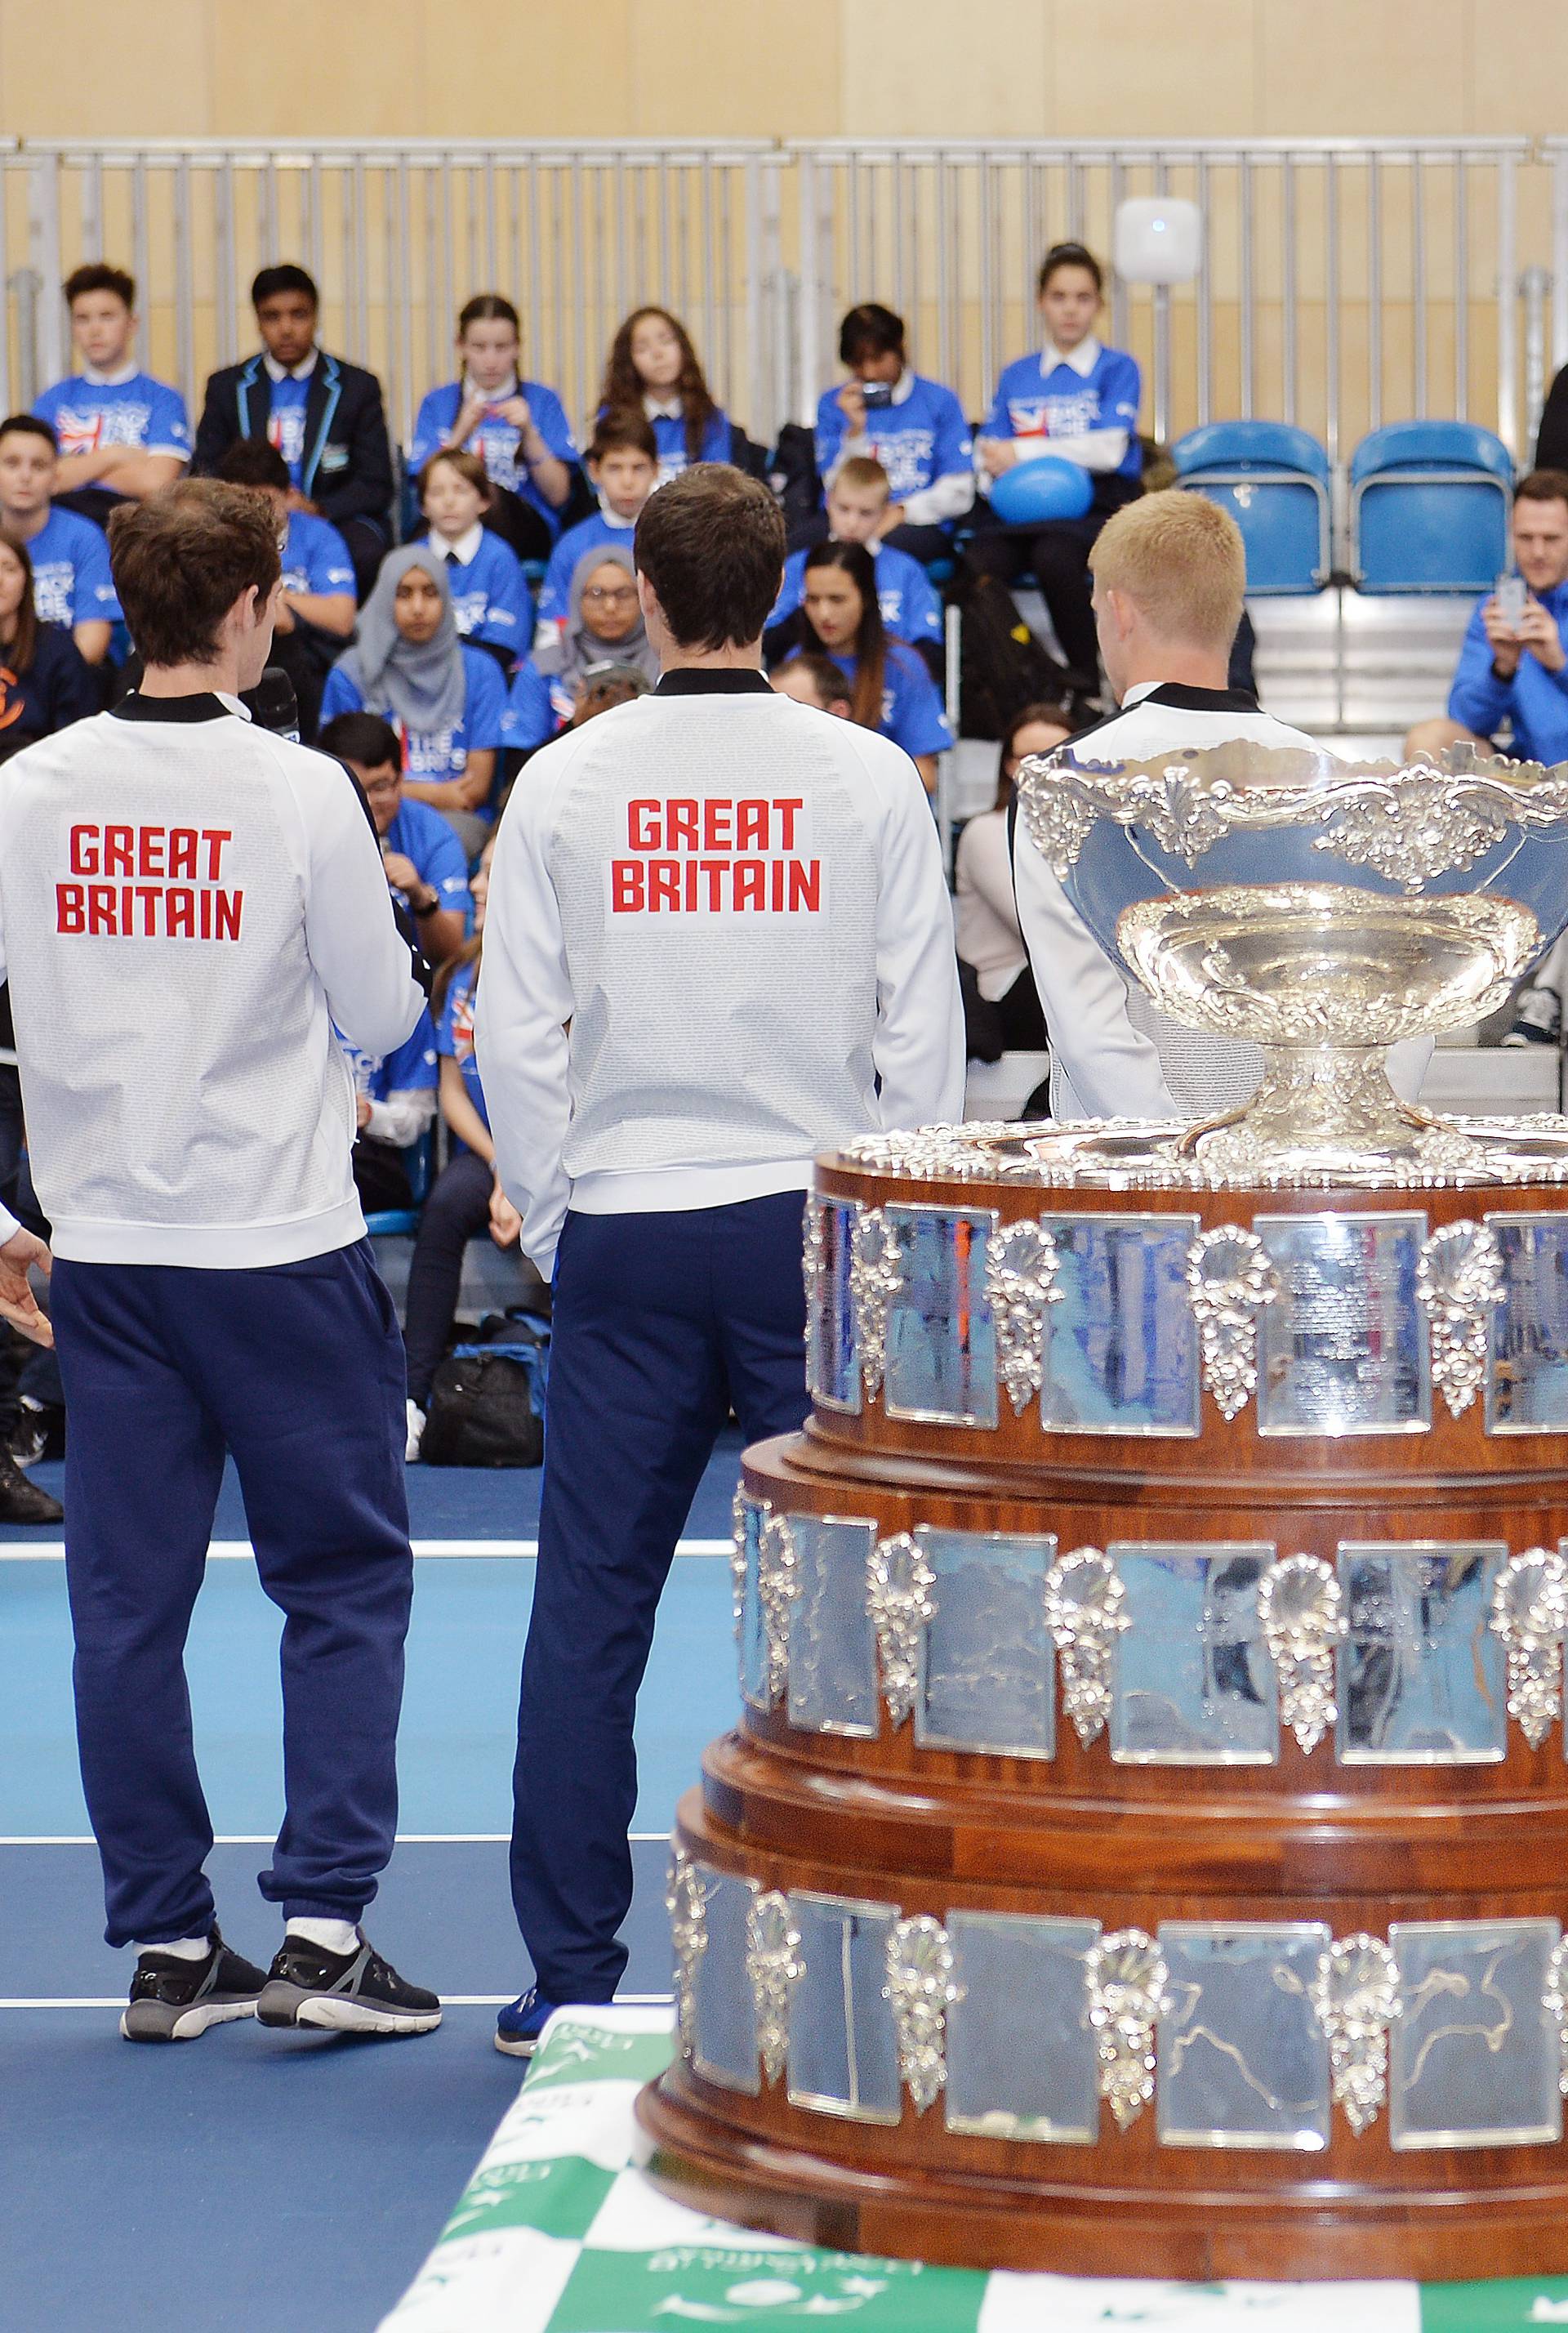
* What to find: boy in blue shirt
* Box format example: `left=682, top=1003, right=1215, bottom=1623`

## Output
left=320, top=711, right=471, bottom=967
left=1407, top=471, right=1568, bottom=770
left=338, top=1010, right=439, bottom=1218
left=768, top=455, right=943, bottom=677
left=0, top=413, right=119, bottom=666
left=214, top=436, right=356, bottom=741
left=33, top=264, right=190, bottom=526
left=813, top=302, right=974, bottom=562
left=417, top=449, right=534, bottom=664
left=536, top=413, right=659, bottom=631
left=967, top=242, right=1143, bottom=685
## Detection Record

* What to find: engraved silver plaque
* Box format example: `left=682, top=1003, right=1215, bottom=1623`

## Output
left=1389, top=1919, right=1563, bottom=2150
left=690, top=1864, right=761, bottom=2096
left=1486, top=1213, right=1568, bottom=1434
left=1157, top=1922, right=1332, bottom=2152
left=805, top=1195, right=860, bottom=1414
left=1337, top=1543, right=1508, bottom=1765
left=1110, top=1544, right=1279, bottom=1765
left=884, top=1204, right=1000, bottom=1428
left=915, top=1527, right=1057, bottom=1759
left=1255, top=1212, right=1431, bottom=1437
left=786, top=1891, right=903, bottom=2124
left=666, top=1847, right=709, bottom=2062
left=944, top=1913, right=1101, bottom=2142
left=786, top=1514, right=880, bottom=1737
left=1039, top=1212, right=1202, bottom=1437
left=737, top=1495, right=770, bottom=1712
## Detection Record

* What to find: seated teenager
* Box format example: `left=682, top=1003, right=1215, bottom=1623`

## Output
left=318, top=710, right=471, bottom=966
left=786, top=539, right=954, bottom=792
left=956, top=702, right=1071, bottom=1064
left=0, top=414, right=119, bottom=666
left=33, top=263, right=191, bottom=524
left=772, top=651, right=854, bottom=719
left=410, top=295, right=578, bottom=563
left=194, top=263, right=394, bottom=599
left=1406, top=471, right=1568, bottom=769
left=536, top=413, right=659, bottom=630
left=417, top=448, right=534, bottom=663
left=533, top=546, right=660, bottom=731
left=320, top=546, right=507, bottom=858
left=403, top=841, right=547, bottom=1461
left=598, top=306, right=736, bottom=481
left=336, top=1010, right=439, bottom=1217
left=967, top=243, right=1143, bottom=689
left=0, top=533, right=98, bottom=759
left=213, top=435, right=355, bottom=740
left=767, top=454, right=943, bottom=677
left=811, top=301, right=974, bottom=560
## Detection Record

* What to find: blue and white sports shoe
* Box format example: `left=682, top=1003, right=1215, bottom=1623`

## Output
left=495, top=1986, right=564, bottom=2059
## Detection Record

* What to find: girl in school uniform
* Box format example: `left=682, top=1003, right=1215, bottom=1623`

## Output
left=409, top=295, right=580, bottom=562
left=598, top=306, right=737, bottom=481
left=0, top=533, right=98, bottom=759
left=791, top=539, right=953, bottom=792
left=417, top=448, right=535, bottom=666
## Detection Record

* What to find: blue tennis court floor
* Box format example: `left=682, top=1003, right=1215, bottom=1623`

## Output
left=0, top=1434, right=745, bottom=2333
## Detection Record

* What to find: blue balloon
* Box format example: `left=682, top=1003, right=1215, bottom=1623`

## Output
left=990, top=454, right=1094, bottom=525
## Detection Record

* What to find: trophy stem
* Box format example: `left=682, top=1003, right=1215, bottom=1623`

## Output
left=1187, top=1045, right=1482, bottom=1180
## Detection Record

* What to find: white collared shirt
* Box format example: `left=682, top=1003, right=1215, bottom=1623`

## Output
left=263, top=349, right=319, bottom=384
left=434, top=521, right=486, bottom=567
left=1039, top=334, right=1102, bottom=381
left=78, top=359, right=139, bottom=389
left=643, top=392, right=683, bottom=422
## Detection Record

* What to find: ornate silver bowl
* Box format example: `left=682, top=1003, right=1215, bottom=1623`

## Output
left=1014, top=742, right=1568, bottom=1178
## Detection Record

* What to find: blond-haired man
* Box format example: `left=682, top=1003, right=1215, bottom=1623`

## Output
left=1010, top=490, right=1427, bottom=1122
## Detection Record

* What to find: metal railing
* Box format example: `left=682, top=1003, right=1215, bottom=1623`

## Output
left=2, top=135, right=1566, bottom=462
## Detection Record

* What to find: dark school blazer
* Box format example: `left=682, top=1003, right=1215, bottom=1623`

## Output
left=192, top=350, right=394, bottom=531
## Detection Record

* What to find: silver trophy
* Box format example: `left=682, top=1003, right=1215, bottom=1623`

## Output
left=1015, top=741, right=1568, bottom=1183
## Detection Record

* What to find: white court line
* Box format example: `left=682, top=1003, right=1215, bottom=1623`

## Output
left=0, top=1991, right=675, bottom=2010
left=0, top=1538, right=731, bottom=1561
left=0, top=1831, right=672, bottom=1846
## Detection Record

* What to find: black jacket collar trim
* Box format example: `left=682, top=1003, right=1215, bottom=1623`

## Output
left=110, top=693, right=236, bottom=724
left=1134, top=682, right=1261, bottom=713
left=654, top=668, right=773, bottom=696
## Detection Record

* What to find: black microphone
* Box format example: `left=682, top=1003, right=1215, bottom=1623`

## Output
left=239, top=666, right=301, bottom=742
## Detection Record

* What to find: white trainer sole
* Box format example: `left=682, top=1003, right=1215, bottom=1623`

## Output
left=493, top=2028, right=541, bottom=2059
left=119, top=1999, right=258, bottom=2043
left=293, top=1996, right=443, bottom=2036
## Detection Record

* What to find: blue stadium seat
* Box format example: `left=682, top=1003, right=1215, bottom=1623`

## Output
left=1348, top=422, right=1513, bottom=594
left=363, top=1126, right=435, bottom=1238
left=1169, top=422, right=1332, bottom=594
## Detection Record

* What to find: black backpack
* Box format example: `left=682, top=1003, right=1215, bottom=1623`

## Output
left=952, top=569, right=1084, bottom=740
left=420, top=1313, right=549, bottom=1469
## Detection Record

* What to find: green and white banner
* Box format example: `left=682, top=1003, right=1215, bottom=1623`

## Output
left=381, top=2007, right=1568, bottom=2333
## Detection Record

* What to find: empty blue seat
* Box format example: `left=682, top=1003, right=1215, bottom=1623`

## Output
left=1169, top=422, right=1332, bottom=595
left=1349, top=422, right=1512, bottom=594
left=363, top=1126, right=435, bottom=1239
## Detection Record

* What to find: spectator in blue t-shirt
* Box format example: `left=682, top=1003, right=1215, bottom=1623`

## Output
left=536, top=413, right=659, bottom=631
left=0, top=532, right=99, bottom=758
left=782, top=539, right=953, bottom=792
left=0, top=414, right=119, bottom=667
left=320, top=546, right=507, bottom=857
left=410, top=295, right=579, bottom=564
left=966, top=242, right=1143, bottom=687
left=416, top=448, right=534, bottom=663
left=318, top=710, right=472, bottom=966
left=215, top=435, right=356, bottom=738
left=767, top=454, right=943, bottom=679
left=812, top=303, right=974, bottom=563
left=337, top=1006, right=439, bottom=1217
left=1407, top=471, right=1568, bottom=770
left=33, top=263, right=190, bottom=526
left=598, top=306, right=737, bottom=483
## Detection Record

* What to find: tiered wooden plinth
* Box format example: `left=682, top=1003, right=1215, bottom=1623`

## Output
left=637, top=1156, right=1568, bottom=2279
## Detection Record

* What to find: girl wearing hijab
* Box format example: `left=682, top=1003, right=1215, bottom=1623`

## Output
left=321, top=544, right=509, bottom=854
left=531, top=545, right=661, bottom=732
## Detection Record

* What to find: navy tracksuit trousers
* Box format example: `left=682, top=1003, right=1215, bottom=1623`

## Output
left=511, top=1191, right=810, bottom=2003
left=51, top=1240, right=414, bottom=1948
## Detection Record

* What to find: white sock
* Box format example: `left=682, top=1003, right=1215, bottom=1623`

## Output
left=287, top=1916, right=360, bottom=1957
left=134, top=1934, right=210, bottom=1962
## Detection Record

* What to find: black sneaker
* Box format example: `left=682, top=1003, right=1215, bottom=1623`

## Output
left=256, top=1931, right=442, bottom=2036
left=121, top=1928, right=267, bottom=2043
left=0, top=1452, right=60, bottom=1523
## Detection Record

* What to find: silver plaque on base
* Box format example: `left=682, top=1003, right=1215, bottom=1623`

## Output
left=786, top=1515, right=880, bottom=1738
left=1337, top=1543, right=1508, bottom=1765
left=1486, top=1213, right=1568, bottom=1434
left=786, top=1891, right=903, bottom=2125
left=1388, top=1918, right=1563, bottom=2150
left=884, top=1204, right=1000, bottom=1429
left=944, top=1912, right=1102, bottom=2142
left=1040, top=1212, right=1201, bottom=1437
left=1255, top=1212, right=1431, bottom=1437
left=805, top=1196, right=861, bottom=1415
left=914, top=1527, right=1056, bottom=1759
left=736, top=1496, right=770, bottom=1713
left=1110, top=1544, right=1279, bottom=1764
left=1157, top=1922, right=1332, bottom=2152
left=690, top=1864, right=762, bottom=2095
